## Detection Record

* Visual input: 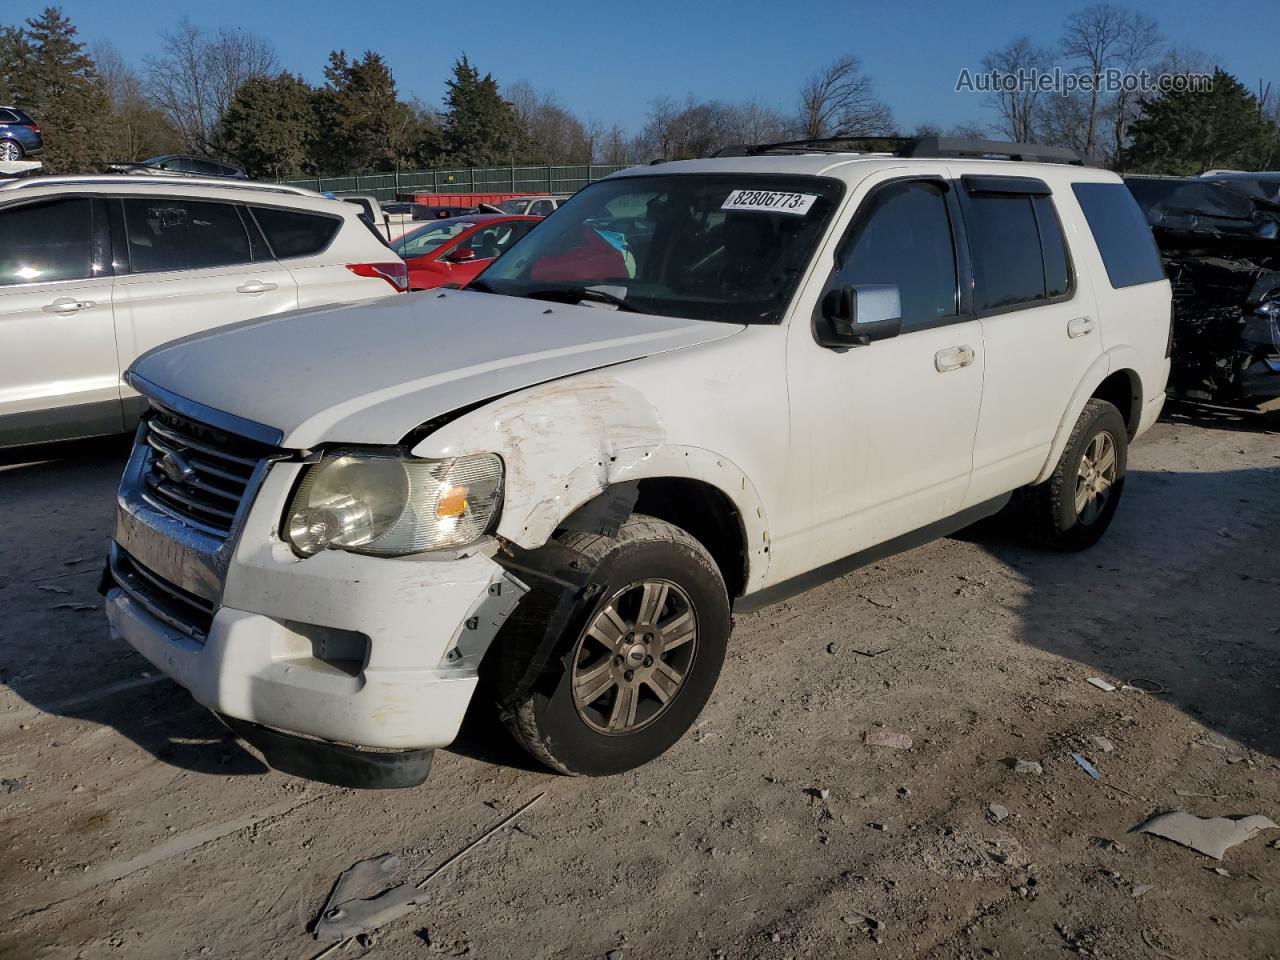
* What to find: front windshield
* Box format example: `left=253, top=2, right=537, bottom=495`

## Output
left=475, top=174, right=844, bottom=323
left=394, top=220, right=472, bottom=258
left=494, top=199, right=528, bottom=214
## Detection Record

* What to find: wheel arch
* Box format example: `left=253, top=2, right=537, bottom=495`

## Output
left=1033, top=351, right=1143, bottom=485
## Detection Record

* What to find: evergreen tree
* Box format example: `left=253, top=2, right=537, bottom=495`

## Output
left=312, top=50, right=400, bottom=174
left=1122, top=68, right=1278, bottom=175
left=220, top=72, right=316, bottom=179
left=22, top=7, right=112, bottom=172
left=439, top=56, right=523, bottom=167
left=0, top=26, right=34, bottom=106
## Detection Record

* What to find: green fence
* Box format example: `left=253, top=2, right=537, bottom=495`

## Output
left=285, top=163, right=631, bottom=202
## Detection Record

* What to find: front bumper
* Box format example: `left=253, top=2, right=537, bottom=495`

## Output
left=107, top=416, right=527, bottom=783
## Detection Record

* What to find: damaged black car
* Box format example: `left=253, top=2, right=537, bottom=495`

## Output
left=1125, top=173, right=1280, bottom=406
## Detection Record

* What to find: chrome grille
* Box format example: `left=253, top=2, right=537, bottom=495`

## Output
left=111, top=545, right=215, bottom=640
left=140, top=407, right=275, bottom=538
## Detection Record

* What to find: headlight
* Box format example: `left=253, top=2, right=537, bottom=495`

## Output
left=286, top=452, right=503, bottom=557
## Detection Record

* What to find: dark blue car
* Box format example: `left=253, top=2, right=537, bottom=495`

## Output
left=0, top=106, right=42, bottom=161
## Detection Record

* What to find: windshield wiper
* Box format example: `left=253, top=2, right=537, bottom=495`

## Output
left=524, top=287, right=649, bottom=314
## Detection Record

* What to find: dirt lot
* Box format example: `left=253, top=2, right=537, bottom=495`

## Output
left=1, top=404, right=1277, bottom=960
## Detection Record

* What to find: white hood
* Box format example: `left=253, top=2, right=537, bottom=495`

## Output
left=128, top=290, right=743, bottom=448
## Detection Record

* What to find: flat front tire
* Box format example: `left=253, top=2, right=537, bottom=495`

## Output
left=501, top=515, right=730, bottom=776
left=1014, top=398, right=1128, bottom=550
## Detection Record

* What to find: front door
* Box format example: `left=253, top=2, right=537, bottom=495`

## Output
left=778, top=171, right=983, bottom=580
left=0, top=195, right=121, bottom=444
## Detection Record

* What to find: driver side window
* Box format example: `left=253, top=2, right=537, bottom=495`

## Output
left=834, top=180, right=959, bottom=332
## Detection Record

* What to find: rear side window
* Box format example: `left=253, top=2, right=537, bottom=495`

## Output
left=967, top=192, right=1073, bottom=311
left=1072, top=182, right=1165, bottom=288
left=123, top=197, right=253, bottom=273
left=0, top=197, right=94, bottom=285
left=0, top=110, right=18, bottom=123
left=835, top=180, right=958, bottom=331
left=251, top=206, right=341, bottom=258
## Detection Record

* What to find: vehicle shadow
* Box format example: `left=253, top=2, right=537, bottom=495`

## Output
left=962, top=459, right=1280, bottom=761
left=1160, top=397, right=1280, bottom=434
left=0, top=435, right=266, bottom=776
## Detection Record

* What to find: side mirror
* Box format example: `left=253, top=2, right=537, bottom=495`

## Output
left=446, top=247, right=476, bottom=263
left=817, top=283, right=902, bottom=348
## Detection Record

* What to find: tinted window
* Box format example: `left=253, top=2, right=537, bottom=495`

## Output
left=0, top=198, right=94, bottom=285
left=251, top=206, right=340, bottom=258
left=0, top=110, right=18, bottom=123
left=967, top=194, right=1046, bottom=309
left=835, top=180, right=957, bottom=330
left=528, top=199, right=554, bottom=217
left=1034, top=195, right=1071, bottom=298
left=123, top=197, right=253, bottom=272
left=1073, top=182, right=1166, bottom=288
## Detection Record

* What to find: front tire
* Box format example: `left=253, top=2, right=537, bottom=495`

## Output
left=1014, top=398, right=1128, bottom=550
left=501, top=515, right=730, bottom=776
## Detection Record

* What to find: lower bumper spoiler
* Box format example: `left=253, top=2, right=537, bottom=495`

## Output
left=217, top=714, right=433, bottom=789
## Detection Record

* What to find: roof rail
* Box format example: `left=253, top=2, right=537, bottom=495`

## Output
left=0, top=174, right=326, bottom=196
left=714, top=135, right=1091, bottom=166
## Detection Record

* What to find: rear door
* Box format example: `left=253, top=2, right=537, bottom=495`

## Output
left=112, top=195, right=298, bottom=394
left=956, top=172, right=1102, bottom=505
left=0, top=195, right=121, bottom=445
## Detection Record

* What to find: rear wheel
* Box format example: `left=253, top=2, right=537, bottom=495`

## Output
left=500, top=515, right=730, bottom=776
left=1014, top=398, right=1128, bottom=550
left=0, top=140, right=23, bottom=162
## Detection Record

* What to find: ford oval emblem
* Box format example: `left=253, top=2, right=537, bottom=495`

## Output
left=157, top=451, right=195, bottom=484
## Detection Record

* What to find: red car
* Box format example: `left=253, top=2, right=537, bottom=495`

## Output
left=392, top=214, right=541, bottom=290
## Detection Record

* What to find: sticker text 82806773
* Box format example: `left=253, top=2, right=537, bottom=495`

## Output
left=721, top=190, right=818, bottom=215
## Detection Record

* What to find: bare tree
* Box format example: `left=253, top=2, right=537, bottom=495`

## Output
left=145, top=19, right=277, bottom=156
left=1109, top=11, right=1162, bottom=163
left=93, top=41, right=180, bottom=160
left=797, top=55, right=894, bottom=140
left=728, top=99, right=794, bottom=145
left=506, top=80, right=591, bottom=163
left=981, top=37, right=1051, bottom=142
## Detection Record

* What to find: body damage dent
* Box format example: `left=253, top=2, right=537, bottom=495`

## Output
left=411, top=372, right=665, bottom=546
left=412, top=373, right=773, bottom=592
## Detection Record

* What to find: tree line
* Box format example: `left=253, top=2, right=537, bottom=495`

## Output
left=1, top=4, right=1277, bottom=180
left=977, top=3, right=1280, bottom=172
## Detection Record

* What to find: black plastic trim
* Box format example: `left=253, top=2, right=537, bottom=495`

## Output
left=0, top=398, right=124, bottom=448
left=123, top=372, right=285, bottom=447
left=962, top=175, right=1052, bottom=196
left=218, top=714, right=434, bottom=789
left=733, top=493, right=1011, bottom=614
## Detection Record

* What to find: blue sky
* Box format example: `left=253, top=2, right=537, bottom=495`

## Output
left=8, top=0, right=1277, bottom=134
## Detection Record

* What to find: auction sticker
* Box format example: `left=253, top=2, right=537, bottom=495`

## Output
left=722, top=189, right=818, bottom=215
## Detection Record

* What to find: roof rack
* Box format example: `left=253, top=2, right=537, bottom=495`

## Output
left=714, top=135, right=1091, bottom=166
left=0, top=174, right=326, bottom=196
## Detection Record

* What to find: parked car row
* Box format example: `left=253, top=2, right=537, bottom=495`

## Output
left=92, top=136, right=1173, bottom=791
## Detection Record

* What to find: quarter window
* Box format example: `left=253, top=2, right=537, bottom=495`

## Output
left=1035, top=196, right=1072, bottom=298
left=251, top=206, right=340, bottom=258
left=834, top=180, right=958, bottom=331
left=0, top=197, right=94, bottom=285
left=1072, top=182, right=1165, bottom=288
left=123, top=197, right=253, bottom=273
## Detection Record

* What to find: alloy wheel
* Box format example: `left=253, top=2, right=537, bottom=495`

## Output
left=571, top=579, right=698, bottom=735
left=1075, top=431, right=1117, bottom=525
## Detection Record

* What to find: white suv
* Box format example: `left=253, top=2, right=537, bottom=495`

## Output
left=0, top=175, right=406, bottom=448
left=103, top=138, right=1171, bottom=788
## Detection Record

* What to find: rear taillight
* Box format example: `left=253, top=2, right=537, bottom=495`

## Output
left=346, top=262, right=408, bottom=292
left=24, top=123, right=40, bottom=133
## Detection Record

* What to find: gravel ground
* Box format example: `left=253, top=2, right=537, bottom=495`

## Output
left=0, top=403, right=1277, bottom=960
